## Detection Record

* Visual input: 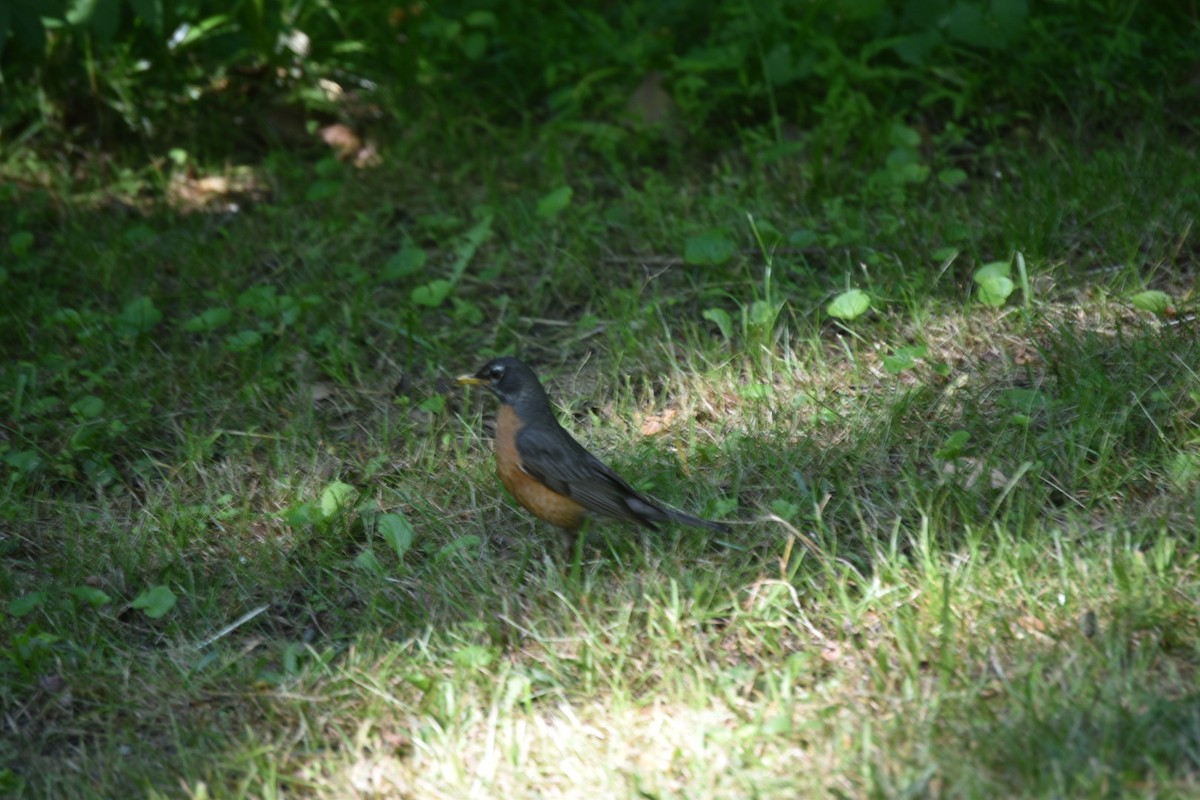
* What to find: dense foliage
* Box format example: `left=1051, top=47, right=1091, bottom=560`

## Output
left=2, top=1, right=1197, bottom=161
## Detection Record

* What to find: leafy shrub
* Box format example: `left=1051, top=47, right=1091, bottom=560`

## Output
left=0, top=0, right=419, bottom=153
left=429, top=1, right=1198, bottom=148
left=1, top=1, right=1197, bottom=161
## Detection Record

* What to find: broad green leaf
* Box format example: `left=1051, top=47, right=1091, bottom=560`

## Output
left=274, top=295, right=300, bottom=326
left=938, top=168, right=968, bottom=187
left=750, top=219, right=784, bottom=248
left=378, top=513, right=415, bottom=560
left=747, top=300, right=781, bottom=329
left=282, top=642, right=304, bottom=674
left=448, top=212, right=493, bottom=281
left=315, top=157, right=342, bottom=178
left=1130, top=290, right=1172, bottom=315
left=736, top=383, right=772, bottom=400
left=976, top=275, right=1014, bottom=307
left=70, top=395, right=104, bottom=419
left=711, top=498, right=738, bottom=520
left=702, top=308, right=733, bottom=340
left=115, top=296, right=162, bottom=336
left=770, top=499, right=801, bottom=520
left=453, top=644, right=495, bottom=669
left=436, top=534, right=480, bottom=562
left=9, top=591, right=47, bottom=617
left=462, top=32, right=487, bottom=60
left=787, top=229, right=819, bottom=247
left=412, top=279, right=453, bottom=307
left=935, top=430, right=971, bottom=459
left=945, top=223, right=971, bottom=241
left=535, top=186, right=573, bottom=219
left=236, top=285, right=277, bottom=312
left=354, top=548, right=383, bottom=574
left=132, top=585, right=176, bottom=619
left=69, top=586, right=112, bottom=606
left=284, top=501, right=318, bottom=528
left=419, top=395, right=446, bottom=413
left=888, top=161, right=929, bottom=184
left=404, top=671, right=433, bottom=691
left=973, top=261, right=1011, bottom=281
left=383, top=244, right=427, bottom=279
left=762, top=43, right=800, bottom=85
left=305, top=179, right=342, bottom=202
left=66, top=0, right=98, bottom=26
left=885, top=145, right=920, bottom=169
left=890, top=123, right=922, bottom=148
left=320, top=480, right=356, bottom=518
left=882, top=345, right=928, bottom=374
left=224, top=330, right=262, bottom=351
left=826, top=289, right=870, bottom=320
left=997, top=388, right=1047, bottom=413
left=882, top=353, right=913, bottom=374
left=684, top=230, right=736, bottom=266
left=183, top=307, right=233, bottom=332
left=4, top=449, right=41, bottom=472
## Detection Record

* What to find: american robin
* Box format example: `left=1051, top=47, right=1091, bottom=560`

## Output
left=457, top=357, right=730, bottom=536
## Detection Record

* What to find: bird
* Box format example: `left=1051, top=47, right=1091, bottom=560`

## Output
left=457, top=356, right=731, bottom=538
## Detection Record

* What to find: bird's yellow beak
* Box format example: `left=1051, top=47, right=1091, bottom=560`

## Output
left=456, top=374, right=487, bottom=386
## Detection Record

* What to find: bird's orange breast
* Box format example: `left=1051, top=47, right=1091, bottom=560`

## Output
left=494, top=404, right=587, bottom=532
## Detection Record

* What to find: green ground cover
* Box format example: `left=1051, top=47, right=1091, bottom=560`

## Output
left=2, top=3, right=1198, bottom=797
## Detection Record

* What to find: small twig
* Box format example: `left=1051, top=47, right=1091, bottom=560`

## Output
left=194, top=604, right=269, bottom=650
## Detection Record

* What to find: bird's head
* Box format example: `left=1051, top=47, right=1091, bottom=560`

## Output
left=457, top=356, right=546, bottom=407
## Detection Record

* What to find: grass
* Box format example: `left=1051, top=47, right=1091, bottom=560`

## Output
left=1, top=123, right=1199, bottom=798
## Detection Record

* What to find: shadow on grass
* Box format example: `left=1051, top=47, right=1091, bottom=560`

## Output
left=946, top=614, right=1200, bottom=795
left=2, top=186, right=1198, bottom=795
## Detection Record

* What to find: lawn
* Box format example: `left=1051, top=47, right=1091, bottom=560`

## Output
left=2, top=5, right=1200, bottom=798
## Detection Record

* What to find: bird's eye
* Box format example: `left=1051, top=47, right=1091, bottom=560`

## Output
left=488, top=365, right=505, bottom=380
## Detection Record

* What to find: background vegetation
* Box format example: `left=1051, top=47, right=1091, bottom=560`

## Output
left=2, top=1, right=1199, bottom=797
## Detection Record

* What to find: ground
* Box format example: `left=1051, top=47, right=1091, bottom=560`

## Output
left=1, top=123, right=1198, bottom=798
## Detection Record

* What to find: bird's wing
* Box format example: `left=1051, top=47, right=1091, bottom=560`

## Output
left=514, top=423, right=659, bottom=528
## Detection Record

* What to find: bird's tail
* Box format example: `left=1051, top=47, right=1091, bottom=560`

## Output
left=628, top=496, right=731, bottom=533
left=664, top=508, right=732, bottom=534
